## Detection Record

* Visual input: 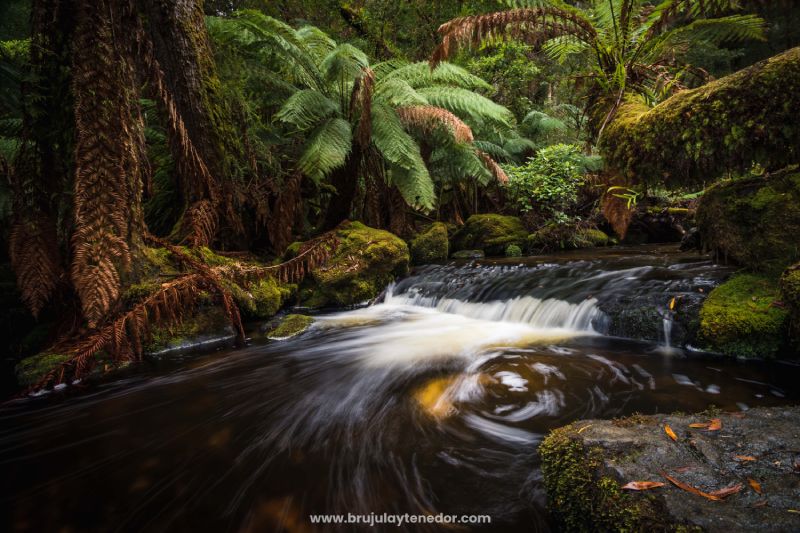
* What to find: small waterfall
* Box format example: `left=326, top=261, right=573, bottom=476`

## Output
left=662, top=316, right=673, bottom=349
left=384, top=285, right=602, bottom=331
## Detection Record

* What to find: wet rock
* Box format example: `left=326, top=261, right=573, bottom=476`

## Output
left=301, top=221, right=409, bottom=308
left=697, top=167, right=800, bottom=273
left=623, top=208, right=689, bottom=245
left=539, top=407, right=800, bottom=532
left=698, top=274, right=789, bottom=358
left=450, top=214, right=527, bottom=256
left=409, top=222, right=449, bottom=264
left=680, top=227, right=701, bottom=251
left=266, top=314, right=314, bottom=339
left=451, top=249, right=485, bottom=259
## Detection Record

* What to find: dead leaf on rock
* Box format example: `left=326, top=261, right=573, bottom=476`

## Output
left=662, top=472, right=721, bottom=501
left=733, top=455, right=757, bottom=462
left=665, top=424, right=678, bottom=441
left=748, top=478, right=763, bottom=494
left=622, top=481, right=666, bottom=491
left=708, top=483, right=743, bottom=498
left=674, top=465, right=697, bottom=473
left=708, top=418, right=723, bottom=431
left=753, top=499, right=768, bottom=508
left=689, top=422, right=711, bottom=429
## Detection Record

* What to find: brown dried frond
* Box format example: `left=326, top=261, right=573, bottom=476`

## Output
left=70, top=0, right=145, bottom=327
left=602, top=193, right=635, bottom=239
left=182, top=199, right=218, bottom=247
left=432, top=8, right=596, bottom=67
left=9, top=218, right=62, bottom=317
left=396, top=106, right=474, bottom=143
left=476, top=150, right=509, bottom=184
left=351, top=67, right=376, bottom=147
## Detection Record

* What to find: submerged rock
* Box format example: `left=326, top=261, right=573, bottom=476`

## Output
left=302, top=221, right=409, bottom=307
left=538, top=407, right=800, bottom=532
left=697, top=168, right=800, bottom=273
left=409, top=222, right=449, bottom=264
left=450, top=214, right=527, bottom=256
left=266, top=314, right=314, bottom=339
left=698, top=274, right=788, bottom=358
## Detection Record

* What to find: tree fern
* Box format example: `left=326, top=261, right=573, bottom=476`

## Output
left=297, top=118, right=352, bottom=182
left=276, top=89, right=339, bottom=130
left=417, top=87, right=515, bottom=129
left=382, top=61, right=492, bottom=91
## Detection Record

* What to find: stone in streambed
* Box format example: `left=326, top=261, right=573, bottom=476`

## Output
left=538, top=407, right=800, bottom=532
left=450, top=214, right=527, bottom=256
left=409, top=222, right=449, bottom=264
left=266, top=314, right=314, bottom=339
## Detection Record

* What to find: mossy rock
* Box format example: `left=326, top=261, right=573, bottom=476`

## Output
left=15, top=352, right=72, bottom=386
left=451, top=249, right=485, bottom=259
left=780, top=263, right=800, bottom=353
left=409, top=222, right=449, bottom=264
left=539, top=424, right=670, bottom=532
left=698, top=273, right=789, bottom=358
left=229, top=277, right=296, bottom=320
left=505, top=244, right=522, bottom=257
left=450, top=214, right=527, bottom=256
left=528, top=225, right=609, bottom=252
left=304, top=221, right=409, bottom=307
left=696, top=168, right=800, bottom=273
left=267, top=314, right=314, bottom=339
left=145, top=306, right=233, bottom=354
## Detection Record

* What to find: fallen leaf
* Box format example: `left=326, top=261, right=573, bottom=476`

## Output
left=621, top=481, right=666, bottom=491
left=708, top=483, right=743, bottom=498
left=753, top=499, right=768, bottom=508
left=674, top=465, right=697, bottom=473
left=576, top=424, right=592, bottom=434
left=662, top=472, right=720, bottom=501
left=708, top=418, right=723, bottom=431
left=788, top=509, right=800, bottom=514
left=748, top=478, right=763, bottom=494
left=665, top=424, right=678, bottom=441
left=689, top=422, right=711, bottom=429
left=733, top=455, right=757, bottom=462
left=669, top=297, right=676, bottom=310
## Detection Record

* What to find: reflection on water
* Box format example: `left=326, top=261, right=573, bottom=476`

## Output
left=1, top=246, right=797, bottom=532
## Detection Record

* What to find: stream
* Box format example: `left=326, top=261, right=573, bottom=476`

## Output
left=2, top=245, right=799, bottom=532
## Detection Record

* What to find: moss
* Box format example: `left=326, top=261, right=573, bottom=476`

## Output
left=612, top=412, right=657, bottom=428
left=696, top=168, right=800, bottom=272
left=267, top=314, right=314, bottom=339
left=505, top=244, right=523, bottom=257
left=698, top=274, right=789, bottom=358
left=451, top=249, right=484, bottom=259
left=16, top=352, right=72, bottom=386
left=283, top=241, right=304, bottom=260
left=602, top=47, right=800, bottom=188
left=580, top=228, right=610, bottom=247
left=780, top=264, right=800, bottom=353
left=539, top=425, right=669, bottom=532
left=304, top=221, right=409, bottom=307
left=409, top=222, right=449, bottom=264
left=450, top=214, right=527, bottom=256
left=528, top=224, right=609, bottom=252
left=145, top=306, right=231, bottom=353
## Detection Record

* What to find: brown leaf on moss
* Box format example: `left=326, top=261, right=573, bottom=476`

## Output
left=621, top=481, right=666, bottom=491
left=664, top=424, right=678, bottom=441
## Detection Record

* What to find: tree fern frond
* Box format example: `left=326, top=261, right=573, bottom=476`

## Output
left=416, top=87, right=515, bottom=129
left=387, top=163, right=435, bottom=211
left=430, top=144, right=493, bottom=186
left=503, top=136, right=540, bottom=157
left=383, top=61, right=492, bottom=90
left=374, top=78, right=428, bottom=107
left=296, top=25, right=337, bottom=61
left=472, top=140, right=514, bottom=162
left=321, top=43, right=369, bottom=84
left=371, top=103, right=427, bottom=171
left=297, top=118, right=352, bottom=181
left=652, top=14, right=765, bottom=54
left=275, top=89, right=339, bottom=130
left=542, top=35, right=591, bottom=63
left=396, top=105, right=474, bottom=144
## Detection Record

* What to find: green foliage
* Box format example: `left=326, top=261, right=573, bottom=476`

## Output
left=504, top=143, right=600, bottom=218
left=505, top=243, right=522, bottom=257
left=699, top=273, right=788, bottom=358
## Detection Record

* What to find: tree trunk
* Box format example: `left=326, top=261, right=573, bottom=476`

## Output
left=322, top=147, right=361, bottom=230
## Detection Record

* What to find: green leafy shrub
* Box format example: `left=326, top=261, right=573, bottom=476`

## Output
left=504, top=144, right=601, bottom=219
left=505, top=244, right=522, bottom=257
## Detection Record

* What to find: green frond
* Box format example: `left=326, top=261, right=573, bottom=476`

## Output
left=382, top=61, right=493, bottom=91
left=374, top=78, right=428, bottom=107
left=656, top=14, right=766, bottom=50
left=275, top=89, right=339, bottom=130
left=502, top=136, right=539, bottom=158
left=430, top=144, right=493, bottom=186
left=416, top=87, right=515, bottom=129
left=296, top=25, right=337, bottom=61
left=321, top=43, right=369, bottom=84
left=542, top=35, right=591, bottom=63
left=388, top=163, right=436, bottom=211
left=472, top=140, right=514, bottom=162
left=297, top=117, right=353, bottom=181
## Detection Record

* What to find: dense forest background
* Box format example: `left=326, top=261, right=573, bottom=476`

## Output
left=1, top=0, right=800, bottom=392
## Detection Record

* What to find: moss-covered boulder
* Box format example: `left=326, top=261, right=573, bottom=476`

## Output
left=540, top=407, right=800, bottom=532
left=409, top=222, right=449, bottom=264
left=528, top=225, right=610, bottom=252
left=696, top=168, right=800, bottom=273
left=451, top=249, right=485, bottom=259
left=303, top=221, right=409, bottom=307
left=698, top=274, right=788, bottom=358
left=602, top=47, right=800, bottom=188
left=16, top=352, right=73, bottom=386
left=267, top=314, right=314, bottom=339
left=780, top=263, right=800, bottom=353
left=450, top=214, right=527, bottom=256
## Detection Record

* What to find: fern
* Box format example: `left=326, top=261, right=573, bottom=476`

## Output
left=416, top=87, right=515, bottom=129
left=276, top=89, right=339, bottom=130
left=297, top=117, right=353, bottom=181
left=382, top=61, right=493, bottom=91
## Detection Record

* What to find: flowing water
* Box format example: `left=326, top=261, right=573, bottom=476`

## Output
left=2, top=245, right=799, bottom=532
